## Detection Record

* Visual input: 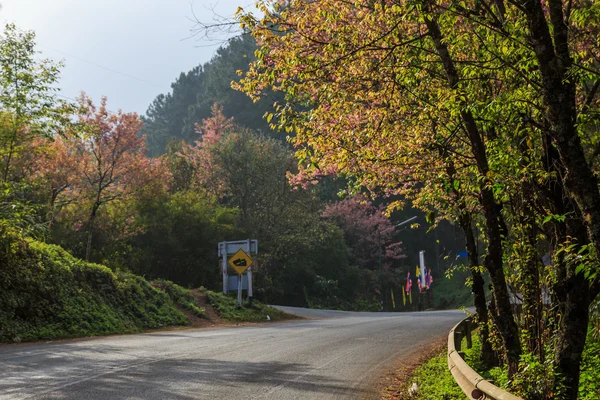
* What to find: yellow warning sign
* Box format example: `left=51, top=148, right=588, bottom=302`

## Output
left=228, top=248, right=253, bottom=275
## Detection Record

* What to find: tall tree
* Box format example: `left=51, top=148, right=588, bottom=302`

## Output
left=236, top=0, right=599, bottom=395
left=142, top=34, right=284, bottom=156
left=322, top=196, right=404, bottom=271
left=0, top=23, right=67, bottom=182
left=73, top=95, right=164, bottom=261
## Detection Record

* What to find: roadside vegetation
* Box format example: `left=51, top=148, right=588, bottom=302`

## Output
left=391, top=332, right=599, bottom=399
left=465, top=331, right=600, bottom=400
left=204, top=289, right=290, bottom=322
left=390, top=330, right=600, bottom=399
left=402, top=350, right=465, bottom=400
left=0, top=229, right=296, bottom=344
left=0, top=232, right=189, bottom=343
left=152, top=280, right=206, bottom=318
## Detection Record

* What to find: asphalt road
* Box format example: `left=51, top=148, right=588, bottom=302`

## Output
left=0, top=307, right=465, bottom=400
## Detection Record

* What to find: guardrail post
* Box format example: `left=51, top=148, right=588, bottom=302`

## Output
left=466, top=320, right=472, bottom=349
left=454, top=329, right=464, bottom=351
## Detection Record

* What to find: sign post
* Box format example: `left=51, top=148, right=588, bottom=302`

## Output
left=419, top=250, right=426, bottom=311
left=218, top=240, right=257, bottom=307
left=227, top=248, right=254, bottom=307
left=419, top=251, right=426, bottom=288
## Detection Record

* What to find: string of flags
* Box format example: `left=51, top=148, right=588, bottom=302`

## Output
left=426, top=267, right=434, bottom=289
left=399, top=251, right=435, bottom=308
left=415, top=266, right=434, bottom=292
left=402, top=251, right=433, bottom=306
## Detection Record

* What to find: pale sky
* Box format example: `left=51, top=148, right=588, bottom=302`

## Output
left=1, top=0, right=254, bottom=115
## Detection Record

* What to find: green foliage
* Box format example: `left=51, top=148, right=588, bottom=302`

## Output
left=408, top=330, right=600, bottom=400
left=0, top=234, right=188, bottom=343
left=204, top=289, right=289, bottom=322
left=0, top=24, right=71, bottom=182
left=579, top=333, right=600, bottom=400
left=432, top=270, right=481, bottom=310
left=466, top=329, right=600, bottom=399
left=0, top=181, right=46, bottom=239
left=485, top=353, right=557, bottom=400
left=110, top=190, right=241, bottom=288
left=153, top=279, right=206, bottom=318
left=0, top=24, right=70, bottom=239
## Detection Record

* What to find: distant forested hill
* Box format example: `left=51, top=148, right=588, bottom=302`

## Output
left=142, top=34, right=283, bottom=156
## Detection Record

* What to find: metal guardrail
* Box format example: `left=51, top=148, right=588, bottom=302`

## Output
left=447, top=318, right=523, bottom=400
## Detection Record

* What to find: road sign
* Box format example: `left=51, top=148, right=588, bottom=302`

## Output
left=228, top=248, right=253, bottom=275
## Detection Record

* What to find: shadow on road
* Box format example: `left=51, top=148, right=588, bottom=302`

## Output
left=1, top=344, right=358, bottom=399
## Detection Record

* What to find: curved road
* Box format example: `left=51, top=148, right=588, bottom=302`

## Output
left=0, top=308, right=464, bottom=400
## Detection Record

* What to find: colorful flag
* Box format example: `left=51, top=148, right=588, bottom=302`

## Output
left=391, top=288, right=396, bottom=309
left=426, top=268, right=434, bottom=289
left=402, top=286, right=406, bottom=306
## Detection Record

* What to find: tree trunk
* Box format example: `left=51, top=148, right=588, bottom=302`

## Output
left=423, top=11, right=521, bottom=375
left=554, top=266, right=591, bottom=399
left=519, top=0, right=600, bottom=259
left=2, top=134, right=16, bottom=183
left=520, top=207, right=542, bottom=360
left=459, top=211, right=497, bottom=367
left=540, top=130, right=597, bottom=400
left=516, top=134, right=543, bottom=361
left=85, top=202, right=100, bottom=262
left=441, top=136, right=497, bottom=367
left=518, top=2, right=600, bottom=393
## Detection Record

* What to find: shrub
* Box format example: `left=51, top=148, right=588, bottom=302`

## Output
left=0, top=234, right=188, bottom=343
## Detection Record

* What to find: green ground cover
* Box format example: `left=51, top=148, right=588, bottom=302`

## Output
left=0, top=235, right=189, bottom=343
left=204, top=289, right=292, bottom=322
left=153, top=279, right=206, bottom=318
left=407, top=330, right=600, bottom=399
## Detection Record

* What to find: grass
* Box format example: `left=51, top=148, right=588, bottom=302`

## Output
left=394, top=332, right=487, bottom=399
left=204, top=289, right=292, bottom=322
left=153, top=279, right=206, bottom=318
left=407, top=351, right=465, bottom=399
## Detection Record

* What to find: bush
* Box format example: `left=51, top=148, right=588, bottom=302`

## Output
left=0, top=234, right=188, bottom=343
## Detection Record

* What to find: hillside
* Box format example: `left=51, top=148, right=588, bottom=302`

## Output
left=0, top=233, right=299, bottom=343
left=0, top=234, right=189, bottom=343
